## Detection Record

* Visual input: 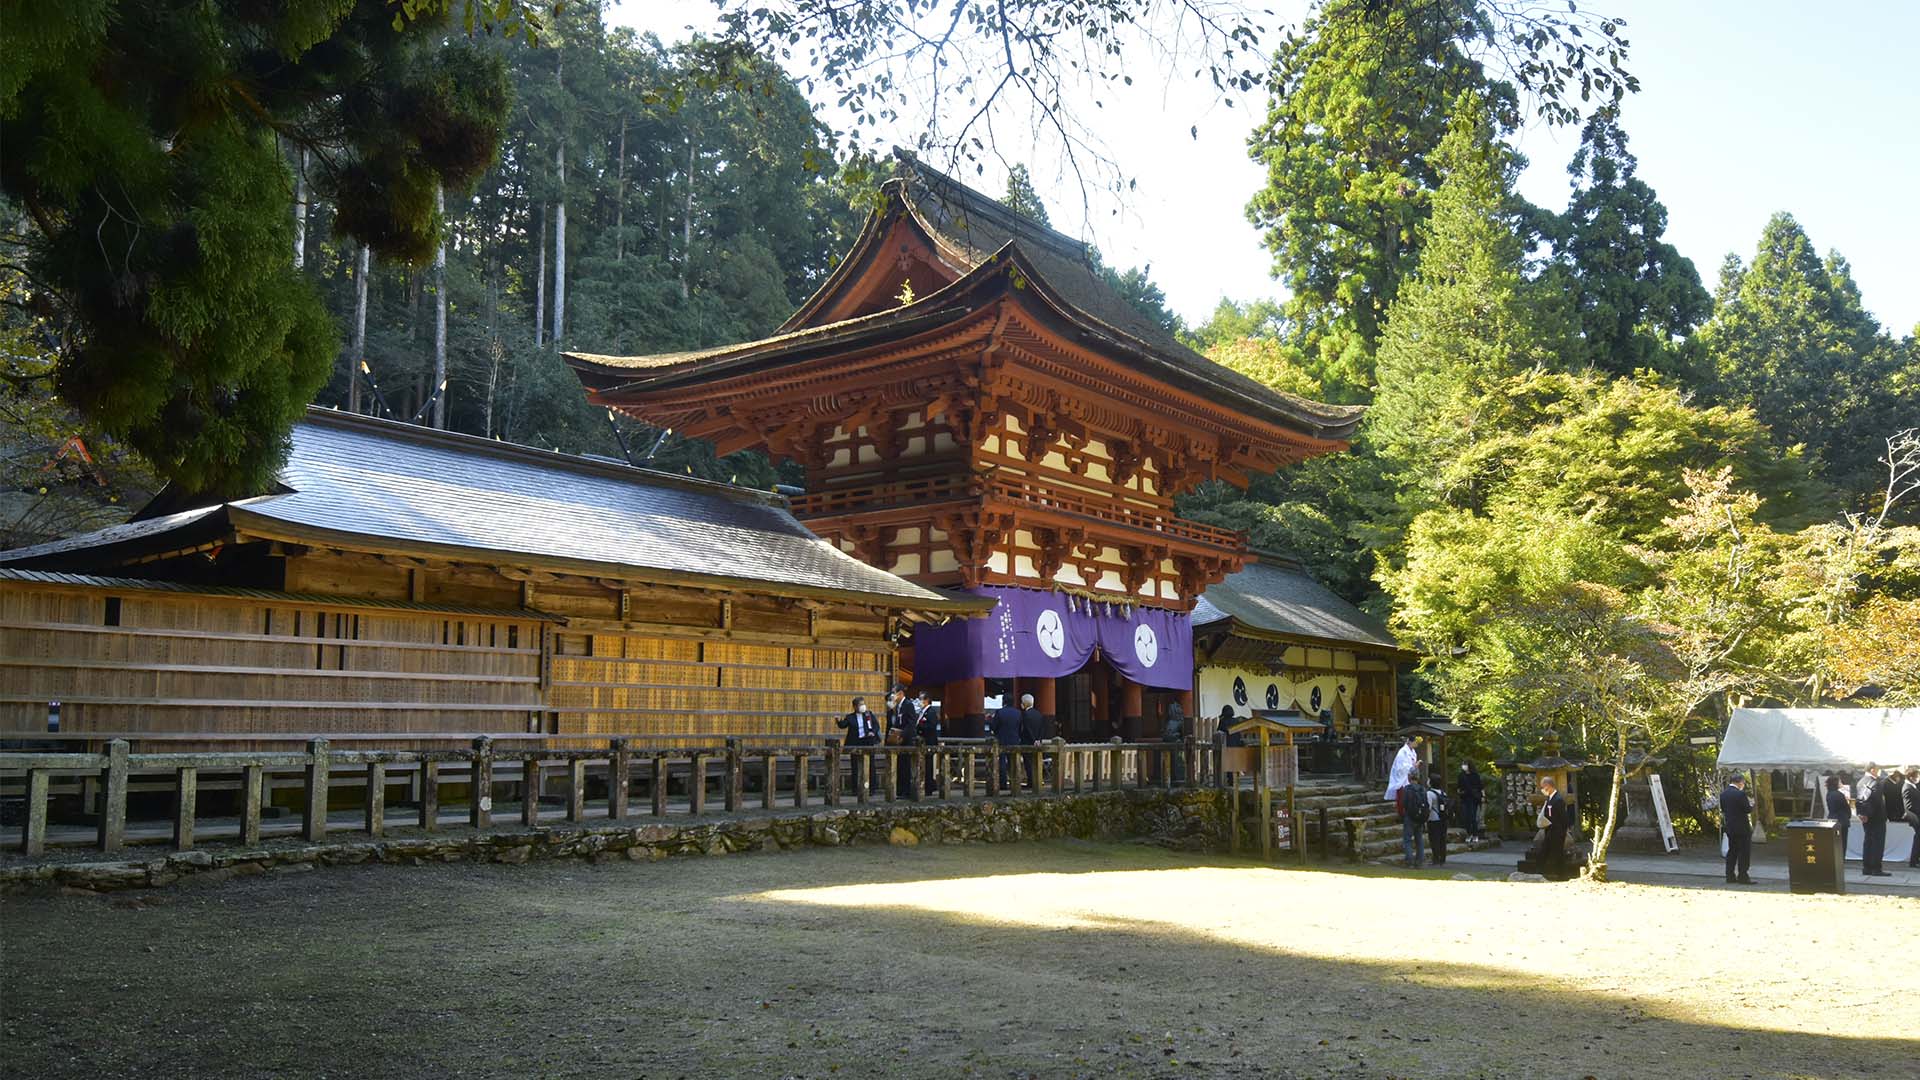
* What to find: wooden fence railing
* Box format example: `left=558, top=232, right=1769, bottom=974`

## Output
left=1, top=735, right=1220, bottom=857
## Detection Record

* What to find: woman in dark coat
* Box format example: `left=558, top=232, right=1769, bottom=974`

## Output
left=1825, top=774, right=1851, bottom=858
left=1458, top=761, right=1485, bottom=841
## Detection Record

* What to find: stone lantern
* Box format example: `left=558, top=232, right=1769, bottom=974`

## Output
left=1499, top=731, right=1586, bottom=841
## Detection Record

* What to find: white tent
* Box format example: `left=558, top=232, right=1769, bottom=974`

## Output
left=1717, top=708, right=1920, bottom=769
left=1718, top=707, right=1919, bottom=864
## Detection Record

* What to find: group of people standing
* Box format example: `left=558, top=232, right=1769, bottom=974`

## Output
left=836, top=687, right=944, bottom=794
left=1383, top=735, right=1491, bottom=870
left=1822, top=764, right=1919, bottom=877
left=837, top=687, right=1057, bottom=794
left=1717, top=764, right=1918, bottom=886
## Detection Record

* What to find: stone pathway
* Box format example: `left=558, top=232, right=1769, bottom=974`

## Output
left=1441, top=844, right=1920, bottom=895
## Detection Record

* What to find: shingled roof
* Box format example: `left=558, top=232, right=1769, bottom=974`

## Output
left=567, top=152, right=1364, bottom=444
left=1191, top=556, right=1407, bottom=655
left=0, top=409, right=988, bottom=615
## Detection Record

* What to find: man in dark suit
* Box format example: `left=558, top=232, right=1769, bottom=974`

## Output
left=836, top=696, right=880, bottom=797
left=912, top=690, right=943, bottom=795
left=1018, top=693, right=1047, bottom=745
left=889, top=687, right=917, bottom=796
left=1903, top=768, right=1920, bottom=868
left=837, top=696, right=879, bottom=746
left=989, top=696, right=1023, bottom=787
left=1537, top=776, right=1570, bottom=880
left=1719, top=773, right=1755, bottom=885
left=1858, top=764, right=1892, bottom=877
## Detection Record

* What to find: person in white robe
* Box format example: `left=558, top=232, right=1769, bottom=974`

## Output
left=1385, top=735, right=1420, bottom=801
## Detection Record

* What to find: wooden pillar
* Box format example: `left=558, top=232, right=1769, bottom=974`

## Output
left=239, top=765, right=264, bottom=846
left=363, top=762, right=385, bottom=838
left=23, top=769, right=49, bottom=856
left=610, top=739, right=631, bottom=820
left=944, top=677, right=986, bottom=738
left=97, top=739, right=129, bottom=853
left=1120, top=679, right=1145, bottom=742
left=468, top=736, right=492, bottom=830
left=305, top=738, right=331, bottom=842
left=173, top=767, right=197, bottom=850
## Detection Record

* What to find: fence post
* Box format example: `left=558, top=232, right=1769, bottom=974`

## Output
left=468, top=735, right=492, bottom=830
left=795, top=752, right=811, bottom=807
left=96, top=738, right=129, bottom=852
left=521, top=757, right=542, bottom=826
left=1051, top=739, right=1066, bottom=795
left=304, top=738, right=331, bottom=841
left=651, top=754, right=669, bottom=817
left=690, top=753, right=709, bottom=815
left=720, top=739, right=739, bottom=812
left=984, top=738, right=1000, bottom=797
left=567, top=758, right=586, bottom=822
left=1185, top=734, right=1199, bottom=789
left=364, top=762, right=386, bottom=837
left=762, top=753, right=777, bottom=810
left=235, top=762, right=263, bottom=846
left=169, top=766, right=197, bottom=850
left=23, top=768, right=49, bottom=856
left=420, top=760, right=440, bottom=831
left=882, top=749, right=897, bottom=802
left=826, top=745, right=842, bottom=807
left=856, top=751, right=871, bottom=804
left=938, top=748, right=953, bottom=800
left=610, top=738, right=631, bottom=820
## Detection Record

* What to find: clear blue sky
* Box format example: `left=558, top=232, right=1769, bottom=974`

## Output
left=614, top=1, right=1920, bottom=335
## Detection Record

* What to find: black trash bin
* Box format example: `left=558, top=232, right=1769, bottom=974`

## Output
left=1785, top=819, right=1845, bottom=895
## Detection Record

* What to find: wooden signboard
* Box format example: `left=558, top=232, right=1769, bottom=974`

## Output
left=1648, top=773, right=1680, bottom=854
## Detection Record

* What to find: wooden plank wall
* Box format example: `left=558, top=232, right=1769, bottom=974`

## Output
left=0, top=582, right=543, bottom=735
left=0, top=553, right=894, bottom=741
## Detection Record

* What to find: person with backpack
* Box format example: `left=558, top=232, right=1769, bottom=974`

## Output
left=1425, top=781, right=1450, bottom=865
left=1396, top=766, right=1430, bottom=868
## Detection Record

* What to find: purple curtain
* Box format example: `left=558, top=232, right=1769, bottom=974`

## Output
left=911, top=585, right=1192, bottom=690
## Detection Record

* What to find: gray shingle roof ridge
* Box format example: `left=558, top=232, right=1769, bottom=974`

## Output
left=298, top=406, right=787, bottom=510
left=0, top=502, right=227, bottom=564
left=888, top=147, right=1092, bottom=259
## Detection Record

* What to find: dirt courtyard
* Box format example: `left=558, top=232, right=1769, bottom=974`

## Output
left=2, top=842, right=1914, bottom=1079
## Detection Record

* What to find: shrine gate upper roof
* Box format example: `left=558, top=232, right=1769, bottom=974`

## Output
left=567, top=151, right=1364, bottom=446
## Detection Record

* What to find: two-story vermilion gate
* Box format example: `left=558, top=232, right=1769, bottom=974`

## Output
left=569, top=152, right=1363, bottom=739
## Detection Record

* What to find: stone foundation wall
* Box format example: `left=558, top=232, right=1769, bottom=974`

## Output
left=1, top=789, right=1230, bottom=894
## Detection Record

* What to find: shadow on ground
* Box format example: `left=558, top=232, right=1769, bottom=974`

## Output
left=2, top=840, right=1912, bottom=1079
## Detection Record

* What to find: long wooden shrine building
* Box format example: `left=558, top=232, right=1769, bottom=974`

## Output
left=570, top=152, right=1365, bottom=739
left=0, top=409, right=986, bottom=740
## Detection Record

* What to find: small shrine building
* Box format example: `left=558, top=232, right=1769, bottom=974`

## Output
left=569, top=153, right=1363, bottom=738
left=1190, top=554, right=1413, bottom=743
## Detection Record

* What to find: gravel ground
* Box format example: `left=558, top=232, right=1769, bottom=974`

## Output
left=2, top=841, right=1914, bottom=1079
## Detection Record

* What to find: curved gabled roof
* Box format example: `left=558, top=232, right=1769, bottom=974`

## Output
left=568, top=151, right=1364, bottom=444
left=1193, top=557, right=1407, bottom=655
left=0, top=409, right=991, bottom=616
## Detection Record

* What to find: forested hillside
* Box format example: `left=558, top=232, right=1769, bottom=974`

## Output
left=299, top=5, right=859, bottom=484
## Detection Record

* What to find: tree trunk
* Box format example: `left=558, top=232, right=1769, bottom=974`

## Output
left=680, top=138, right=694, bottom=302
left=431, top=185, right=447, bottom=429
left=292, top=148, right=308, bottom=270
left=553, top=141, right=567, bottom=345
left=348, top=244, right=369, bottom=414
left=534, top=202, right=547, bottom=348
left=1583, top=726, right=1631, bottom=882
left=615, top=114, right=626, bottom=264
